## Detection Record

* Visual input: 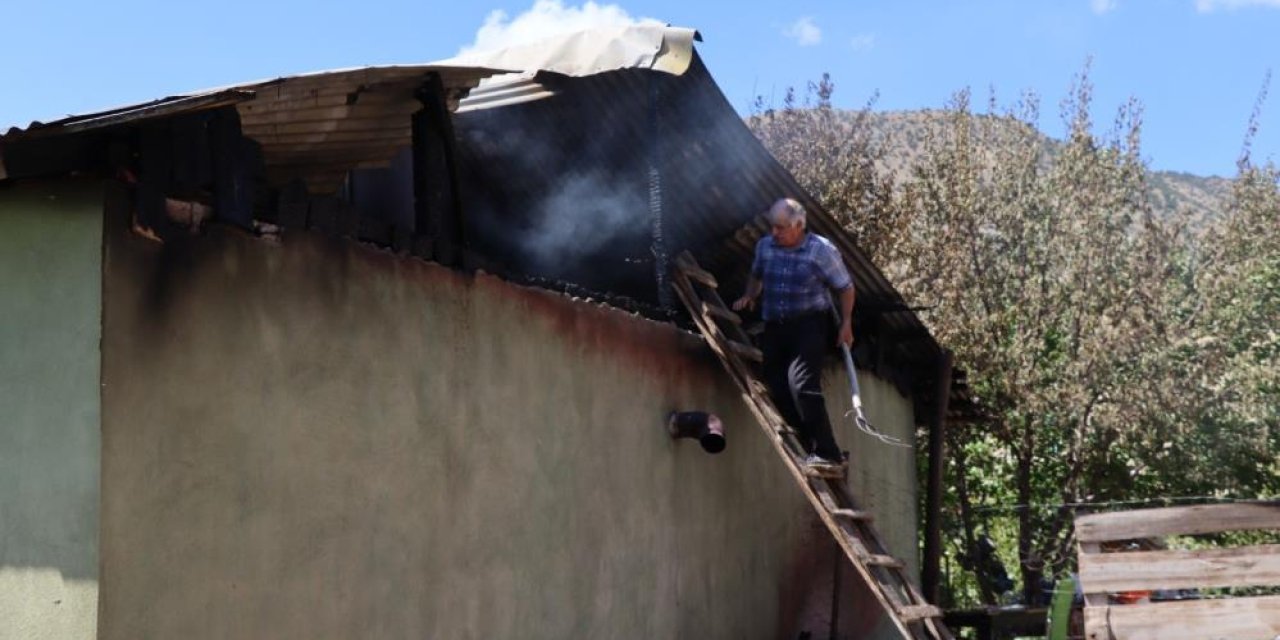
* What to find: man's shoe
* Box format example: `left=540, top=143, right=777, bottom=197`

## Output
left=802, top=453, right=846, bottom=478
left=803, top=453, right=843, bottom=466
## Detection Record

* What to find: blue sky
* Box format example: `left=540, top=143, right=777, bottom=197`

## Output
left=2, top=0, right=1277, bottom=177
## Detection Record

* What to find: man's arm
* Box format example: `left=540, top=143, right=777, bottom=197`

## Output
left=733, top=276, right=763, bottom=312
left=814, top=238, right=855, bottom=347
left=837, top=285, right=855, bottom=347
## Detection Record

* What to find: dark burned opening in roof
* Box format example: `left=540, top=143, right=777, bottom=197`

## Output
left=450, top=52, right=969, bottom=408
left=452, top=57, right=781, bottom=311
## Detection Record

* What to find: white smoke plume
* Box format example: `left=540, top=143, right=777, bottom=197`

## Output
left=521, top=171, right=646, bottom=270
left=458, top=0, right=663, bottom=56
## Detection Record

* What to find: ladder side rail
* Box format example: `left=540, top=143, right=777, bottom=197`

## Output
left=672, top=253, right=952, bottom=639
left=673, top=276, right=922, bottom=639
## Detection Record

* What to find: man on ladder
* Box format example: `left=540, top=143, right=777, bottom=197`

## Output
left=732, top=197, right=855, bottom=467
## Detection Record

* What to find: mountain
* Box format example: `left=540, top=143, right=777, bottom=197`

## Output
left=859, top=110, right=1234, bottom=226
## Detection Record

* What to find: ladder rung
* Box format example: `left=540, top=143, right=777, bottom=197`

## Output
left=831, top=508, right=873, bottom=521
left=759, top=402, right=783, bottom=422
left=677, top=260, right=718, bottom=289
left=725, top=340, right=763, bottom=362
left=803, top=464, right=846, bottom=479
left=896, top=604, right=943, bottom=622
left=816, top=491, right=840, bottom=512
left=702, top=302, right=742, bottom=325
left=864, top=554, right=905, bottom=569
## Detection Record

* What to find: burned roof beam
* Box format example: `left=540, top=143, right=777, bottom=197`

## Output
left=209, top=109, right=255, bottom=229
left=647, top=72, right=674, bottom=311
left=411, top=73, right=465, bottom=266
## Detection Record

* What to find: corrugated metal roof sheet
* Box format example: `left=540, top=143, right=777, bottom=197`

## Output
left=3, top=65, right=503, bottom=193
left=235, top=66, right=499, bottom=192
left=434, top=24, right=699, bottom=78
left=454, top=74, right=558, bottom=113
left=4, top=90, right=257, bottom=139
left=4, top=23, right=699, bottom=188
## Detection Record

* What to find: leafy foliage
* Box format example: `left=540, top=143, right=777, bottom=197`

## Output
left=749, top=74, right=906, bottom=264
left=748, top=70, right=1280, bottom=608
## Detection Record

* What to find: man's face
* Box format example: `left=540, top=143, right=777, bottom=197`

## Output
left=770, top=217, right=805, bottom=248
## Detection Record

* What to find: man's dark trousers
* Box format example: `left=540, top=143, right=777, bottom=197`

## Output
left=760, top=312, right=842, bottom=461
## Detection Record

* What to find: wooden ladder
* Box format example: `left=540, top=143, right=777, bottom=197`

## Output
left=671, top=251, right=953, bottom=640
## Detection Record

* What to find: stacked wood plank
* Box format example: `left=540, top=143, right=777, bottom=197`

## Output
left=1076, top=502, right=1280, bottom=640
left=671, top=251, right=953, bottom=640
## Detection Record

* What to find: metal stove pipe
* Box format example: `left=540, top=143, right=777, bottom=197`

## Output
left=666, top=411, right=725, bottom=454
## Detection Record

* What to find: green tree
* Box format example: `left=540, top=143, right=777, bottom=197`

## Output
left=896, top=73, right=1178, bottom=604
left=748, top=74, right=906, bottom=264
left=749, top=70, right=1280, bottom=608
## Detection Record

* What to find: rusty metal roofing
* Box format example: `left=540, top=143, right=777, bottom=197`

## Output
left=2, top=65, right=503, bottom=193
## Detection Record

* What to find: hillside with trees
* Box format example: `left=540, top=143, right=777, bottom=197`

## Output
left=748, top=73, right=1280, bottom=608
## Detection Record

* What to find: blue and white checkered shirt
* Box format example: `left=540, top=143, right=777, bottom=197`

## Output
left=751, top=233, right=853, bottom=321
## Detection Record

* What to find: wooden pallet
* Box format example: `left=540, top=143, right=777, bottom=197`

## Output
left=671, top=251, right=952, bottom=640
left=1076, top=502, right=1280, bottom=640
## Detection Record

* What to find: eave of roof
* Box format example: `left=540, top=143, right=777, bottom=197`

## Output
left=2, top=65, right=504, bottom=193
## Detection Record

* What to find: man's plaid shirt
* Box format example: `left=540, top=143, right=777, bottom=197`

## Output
left=751, top=233, right=853, bottom=322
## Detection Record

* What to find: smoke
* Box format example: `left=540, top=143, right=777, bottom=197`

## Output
left=454, top=113, right=651, bottom=283
left=449, top=1, right=674, bottom=285
left=458, top=73, right=774, bottom=276
left=520, top=170, right=647, bottom=271
left=451, top=54, right=780, bottom=304
left=458, top=0, right=663, bottom=56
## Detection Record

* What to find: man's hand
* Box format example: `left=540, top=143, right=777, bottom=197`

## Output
left=837, top=320, right=854, bottom=348
left=736, top=277, right=764, bottom=313
left=836, top=285, right=855, bottom=348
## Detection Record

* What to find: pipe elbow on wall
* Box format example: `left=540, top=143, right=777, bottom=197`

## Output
left=666, top=410, right=725, bottom=454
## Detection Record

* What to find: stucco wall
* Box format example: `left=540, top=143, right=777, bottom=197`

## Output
left=825, top=367, right=920, bottom=638
left=99, top=198, right=919, bottom=639
left=830, top=369, right=920, bottom=579
left=0, top=181, right=102, bottom=640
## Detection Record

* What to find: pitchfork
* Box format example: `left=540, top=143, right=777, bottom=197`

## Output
left=828, top=291, right=909, bottom=448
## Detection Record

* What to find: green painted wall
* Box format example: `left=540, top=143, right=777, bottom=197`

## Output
left=99, top=200, right=920, bottom=639
left=0, top=181, right=102, bottom=640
